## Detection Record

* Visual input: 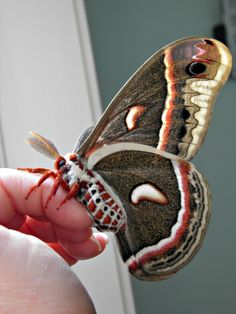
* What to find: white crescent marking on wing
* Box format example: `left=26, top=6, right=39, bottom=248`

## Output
left=131, top=183, right=168, bottom=205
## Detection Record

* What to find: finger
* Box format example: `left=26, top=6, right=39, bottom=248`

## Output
left=53, top=224, right=93, bottom=243
left=48, top=243, right=78, bottom=265
left=0, top=169, right=93, bottom=230
left=49, top=233, right=109, bottom=264
left=19, top=216, right=94, bottom=244
left=19, top=216, right=57, bottom=242
left=60, top=233, right=109, bottom=260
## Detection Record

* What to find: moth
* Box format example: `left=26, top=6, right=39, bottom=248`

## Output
left=21, top=37, right=232, bottom=280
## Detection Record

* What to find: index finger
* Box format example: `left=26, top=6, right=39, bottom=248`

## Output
left=0, top=168, right=93, bottom=230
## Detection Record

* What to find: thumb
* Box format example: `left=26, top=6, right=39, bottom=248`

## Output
left=0, top=225, right=96, bottom=314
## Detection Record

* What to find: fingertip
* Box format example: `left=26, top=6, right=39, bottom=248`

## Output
left=60, top=232, right=109, bottom=260
left=92, top=232, right=109, bottom=253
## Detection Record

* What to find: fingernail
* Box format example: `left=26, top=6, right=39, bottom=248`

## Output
left=91, top=233, right=109, bottom=252
left=102, top=233, right=109, bottom=244
left=91, top=235, right=103, bottom=252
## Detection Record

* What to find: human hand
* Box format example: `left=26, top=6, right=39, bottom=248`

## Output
left=0, top=168, right=108, bottom=314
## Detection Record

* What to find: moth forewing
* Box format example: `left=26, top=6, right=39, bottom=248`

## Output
left=77, top=37, right=232, bottom=161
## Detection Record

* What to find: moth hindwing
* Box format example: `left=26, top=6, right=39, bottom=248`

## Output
left=87, top=143, right=211, bottom=280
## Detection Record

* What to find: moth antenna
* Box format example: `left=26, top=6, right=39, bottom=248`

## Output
left=25, top=131, right=60, bottom=160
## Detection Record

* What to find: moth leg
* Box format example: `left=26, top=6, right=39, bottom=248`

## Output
left=24, top=170, right=58, bottom=200
left=45, top=174, right=69, bottom=208
left=18, top=166, right=79, bottom=209
left=57, top=183, right=80, bottom=210
left=18, top=167, right=50, bottom=174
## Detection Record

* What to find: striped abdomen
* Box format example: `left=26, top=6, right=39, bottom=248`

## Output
left=77, top=178, right=126, bottom=232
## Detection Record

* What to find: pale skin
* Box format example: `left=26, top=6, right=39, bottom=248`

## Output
left=0, top=168, right=108, bottom=314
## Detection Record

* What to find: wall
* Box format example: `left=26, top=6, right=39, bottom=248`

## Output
left=0, top=1, right=135, bottom=313
left=85, top=1, right=236, bottom=313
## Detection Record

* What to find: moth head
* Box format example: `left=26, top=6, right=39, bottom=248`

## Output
left=54, top=155, right=66, bottom=170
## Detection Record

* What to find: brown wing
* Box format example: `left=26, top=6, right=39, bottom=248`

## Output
left=87, top=143, right=211, bottom=280
left=77, top=37, right=231, bottom=161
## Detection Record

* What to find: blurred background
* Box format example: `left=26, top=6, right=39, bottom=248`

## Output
left=85, top=0, right=236, bottom=314
left=0, top=0, right=235, bottom=313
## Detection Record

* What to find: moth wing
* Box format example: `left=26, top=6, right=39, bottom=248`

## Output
left=88, top=143, right=211, bottom=280
left=73, top=126, right=93, bottom=152
left=77, top=37, right=231, bottom=161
